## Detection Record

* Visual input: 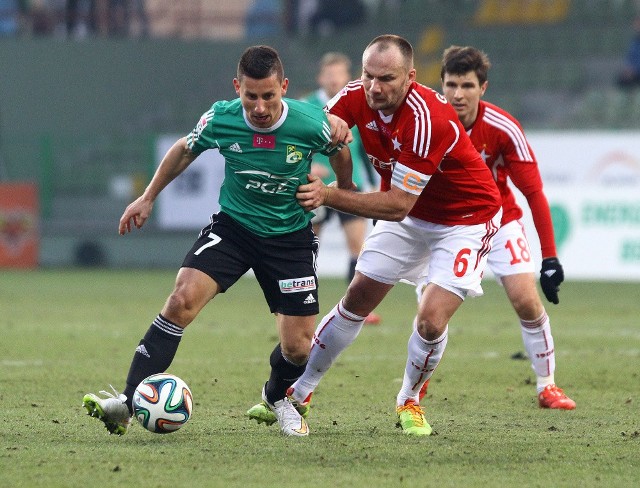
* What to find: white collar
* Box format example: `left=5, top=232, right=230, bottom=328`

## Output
left=242, top=99, right=289, bottom=132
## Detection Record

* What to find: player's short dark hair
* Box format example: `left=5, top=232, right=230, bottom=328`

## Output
left=441, top=46, right=491, bottom=84
left=366, top=34, right=414, bottom=68
left=237, top=45, right=284, bottom=81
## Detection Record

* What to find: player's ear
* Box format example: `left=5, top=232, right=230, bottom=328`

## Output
left=480, top=80, right=488, bottom=97
left=233, top=78, right=241, bottom=95
left=281, top=78, right=289, bottom=94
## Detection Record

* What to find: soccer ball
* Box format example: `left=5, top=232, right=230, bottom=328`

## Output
left=132, top=373, right=193, bottom=434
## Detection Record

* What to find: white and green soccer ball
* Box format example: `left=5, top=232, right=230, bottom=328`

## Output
left=132, top=373, right=193, bottom=434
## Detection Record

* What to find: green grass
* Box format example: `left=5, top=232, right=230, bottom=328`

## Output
left=1, top=270, right=638, bottom=487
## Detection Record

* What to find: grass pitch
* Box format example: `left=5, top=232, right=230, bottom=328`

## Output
left=1, top=269, right=638, bottom=487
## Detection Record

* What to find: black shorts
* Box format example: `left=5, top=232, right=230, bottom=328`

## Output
left=182, top=212, right=319, bottom=316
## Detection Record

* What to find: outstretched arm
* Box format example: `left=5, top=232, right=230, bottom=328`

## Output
left=119, top=137, right=197, bottom=235
left=297, top=174, right=417, bottom=222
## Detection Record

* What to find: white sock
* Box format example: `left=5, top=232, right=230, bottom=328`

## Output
left=396, top=321, right=448, bottom=406
left=290, top=298, right=366, bottom=402
left=520, top=311, right=556, bottom=393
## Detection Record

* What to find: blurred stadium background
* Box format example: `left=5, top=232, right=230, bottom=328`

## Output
left=1, top=0, right=639, bottom=277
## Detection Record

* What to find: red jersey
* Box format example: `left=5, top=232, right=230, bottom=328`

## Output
left=327, top=80, right=501, bottom=225
left=467, top=100, right=556, bottom=257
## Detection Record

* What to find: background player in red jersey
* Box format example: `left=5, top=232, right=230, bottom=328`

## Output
left=262, top=35, right=503, bottom=435
left=416, top=45, right=574, bottom=410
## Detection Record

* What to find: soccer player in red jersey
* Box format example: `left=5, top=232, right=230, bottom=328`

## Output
left=416, top=46, right=574, bottom=410
left=287, top=35, right=503, bottom=435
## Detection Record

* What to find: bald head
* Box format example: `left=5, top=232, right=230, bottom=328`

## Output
left=361, top=35, right=416, bottom=115
left=364, top=35, right=414, bottom=73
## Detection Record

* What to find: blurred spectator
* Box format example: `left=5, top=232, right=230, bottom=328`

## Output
left=29, top=0, right=63, bottom=36
left=65, top=0, right=147, bottom=38
left=107, top=0, right=128, bottom=37
left=245, top=0, right=280, bottom=37
left=92, top=0, right=116, bottom=37
left=616, top=16, right=640, bottom=88
left=128, top=0, right=147, bottom=37
left=311, top=0, right=366, bottom=36
left=283, top=0, right=318, bottom=35
left=0, top=0, right=19, bottom=35
left=282, top=0, right=300, bottom=34
left=283, top=0, right=366, bottom=36
left=65, top=0, right=94, bottom=38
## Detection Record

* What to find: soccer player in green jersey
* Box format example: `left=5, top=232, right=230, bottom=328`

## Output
left=82, top=45, right=352, bottom=437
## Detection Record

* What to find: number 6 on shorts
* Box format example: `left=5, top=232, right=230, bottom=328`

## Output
left=453, top=248, right=471, bottom=277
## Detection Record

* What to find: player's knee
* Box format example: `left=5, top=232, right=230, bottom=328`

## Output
left=288, top=351, right=309, bottom=366
left=280, top=342, right=310, bottom=365
left=163, top=289, right=201, bottom=325
left=511, top=294, right=543, bottom=320
left=343, top=280, right=377, bottom=316
left=415, top=314, right=446, bottom=341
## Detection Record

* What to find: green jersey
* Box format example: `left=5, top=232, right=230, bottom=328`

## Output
left=186, top=98, right=335, bottom=237
left=302, top=89, right=368, bottom=187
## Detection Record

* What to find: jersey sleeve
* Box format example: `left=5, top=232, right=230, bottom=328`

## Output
left=185, top=105, right=219, bottom=156
left=399, top=114, right=461, bottom=175
left=325, top=86, right=357, bottom=128
left=390, top=162, right=431, bottom=195
left=311, top=111, right=340, bottom=157
left=526, top=189, right=557, bottom=258
left=389, top=115, right=461, bottom=196
left=507, top=160, right=543, bottom=195
left=497, top=119, right=535, bottom=167
left=509, top=161, right=557, bottom=257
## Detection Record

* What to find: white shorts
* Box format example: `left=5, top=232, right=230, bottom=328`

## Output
left=487, top=219, right=537, bottom=279
left=356, top=210, right=502, bottom=299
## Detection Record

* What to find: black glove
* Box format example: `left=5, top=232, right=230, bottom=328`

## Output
left=540, top=257, right=564, bottom=304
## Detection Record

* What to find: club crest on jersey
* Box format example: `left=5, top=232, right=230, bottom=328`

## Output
left=286, top=145, right=303, bottom=164
left=279, top=276, right=317, bottom=293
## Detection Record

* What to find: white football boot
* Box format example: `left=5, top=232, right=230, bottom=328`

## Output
left=83, top=385, right=132, bottom=435
left=261, top=386, right=309, bottom=437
